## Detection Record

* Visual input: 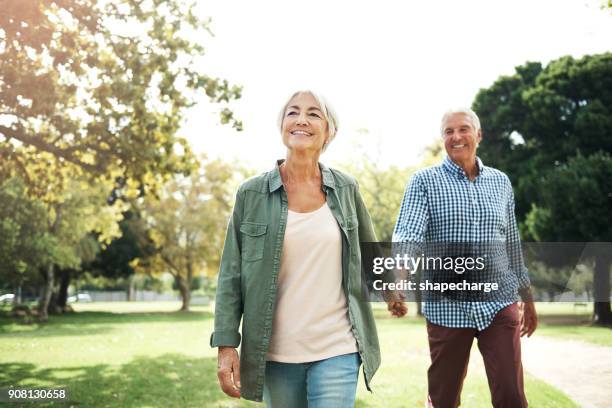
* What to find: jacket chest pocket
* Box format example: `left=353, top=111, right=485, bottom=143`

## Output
left=341, top=215, right=359, bottom=246
left=240, top=222, right=267, bottom=262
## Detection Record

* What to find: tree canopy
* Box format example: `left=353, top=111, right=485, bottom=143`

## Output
left=0, top=0, right=242, bottom=196
left=474, top=52, right=612, bottom=323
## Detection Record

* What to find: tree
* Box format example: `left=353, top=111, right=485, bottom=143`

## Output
left=474, top=53, right=612, bottom=324
left=37, top=178, right=125, bottom=320
left=524, top=153, right=612, bottom=322
left=89, top=210, right=156, bottom=301
left=0, top=178, right=52, bottom=303
left=1, top=0, right=241, bottom=193
left=339, top=131, right=415, bottom=242
left=1, top=0, right=242, bottom=318
left=133, top=158, right=236, bottom=311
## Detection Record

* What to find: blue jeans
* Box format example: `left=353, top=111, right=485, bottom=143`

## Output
left=263, top=352, right=361, bottom=408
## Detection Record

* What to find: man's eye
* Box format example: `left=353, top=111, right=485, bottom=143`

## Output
left=309, top=113, right=321, bottom=118
left=287, top=111, right=297, bottom=116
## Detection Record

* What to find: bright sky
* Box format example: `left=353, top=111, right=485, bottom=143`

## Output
left=182, top=0, right=612, bottom=173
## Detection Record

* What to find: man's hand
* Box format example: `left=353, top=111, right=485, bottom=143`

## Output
left=217, top=347, right=241, bottom=398
left=519, top=301, right=537, bottom=337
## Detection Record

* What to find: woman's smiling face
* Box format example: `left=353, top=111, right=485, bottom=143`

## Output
left=281, top=92, right=329, bottom=153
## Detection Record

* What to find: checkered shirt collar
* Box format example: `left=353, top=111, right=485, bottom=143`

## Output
left=442, top=155, right=485, bottom=179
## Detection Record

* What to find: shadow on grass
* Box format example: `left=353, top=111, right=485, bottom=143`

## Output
left=0, top=310, right=214, bottom=338
left=0, top=353, right=250, bottom=407
left=0, top=325, right=116, bottom=338
left=537, top=313, right=594, bottom=326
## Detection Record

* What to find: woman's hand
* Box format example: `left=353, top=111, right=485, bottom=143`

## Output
left=217, top=347, right=241, bottom=398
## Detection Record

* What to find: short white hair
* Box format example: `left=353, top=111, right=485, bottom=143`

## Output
left=277, top=90, right=339, bottom=152
left=440, top=108, right=481, bottom=136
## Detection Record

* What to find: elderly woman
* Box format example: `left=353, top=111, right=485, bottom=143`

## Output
left=211, top=90, right=402, bottom=407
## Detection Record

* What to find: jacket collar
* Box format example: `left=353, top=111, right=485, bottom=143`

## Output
left=269, top=159, right=336, bottom=193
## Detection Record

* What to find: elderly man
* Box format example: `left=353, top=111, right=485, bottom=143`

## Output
left=392, top=108, right=537, bottom=408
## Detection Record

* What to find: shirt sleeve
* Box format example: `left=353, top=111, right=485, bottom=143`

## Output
left=210, top=188, right=244, bottom=348
left=506, top=183, right=531, bottom=289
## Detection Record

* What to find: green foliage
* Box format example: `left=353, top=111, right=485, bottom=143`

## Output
left=474, top=53, right=612, bottom=320
left=474, top=53, right=612, bottom=223
left=0, top=178, right=53, bottom=288
left=132, top=158, right=239, bottom=308
left=337, top=135, right=413, bottom=242
left=90, top=211, right=154, bottom=280
left=0, top=0, right=242, bottom=195
left=1, top=0, right=242, bottom=317
left=524, top=152, right=612, bottom=241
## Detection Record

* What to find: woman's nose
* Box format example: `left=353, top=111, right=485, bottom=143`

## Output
left=296, top=112, right=308, bottom=125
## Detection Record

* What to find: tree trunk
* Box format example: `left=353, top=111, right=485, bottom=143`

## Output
left=56, top=269, right=71, bottom=311
left=13, top=284, right=21, bottom=306
left=39, top=204, right=63, bottom=322
left=176, top=276, right=191, bottom=312
left=592, top=253, right=611, bottom=326
left=127, top=274, right=135, bottom=301
left=38, top=263, right=55, bottom=322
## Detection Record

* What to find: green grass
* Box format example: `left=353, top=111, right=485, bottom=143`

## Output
left=533, top=303, right=612, bottom=347
left=0, top=301, right=589, bottom=407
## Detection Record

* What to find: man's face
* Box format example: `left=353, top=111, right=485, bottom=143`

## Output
left=442, top=113, right=482, bottom=165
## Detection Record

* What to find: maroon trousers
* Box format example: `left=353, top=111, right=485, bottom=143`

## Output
left=426, top=303, right=528, bottom=408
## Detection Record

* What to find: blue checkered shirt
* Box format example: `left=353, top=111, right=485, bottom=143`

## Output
left=392, top=156, right=531, bottom=330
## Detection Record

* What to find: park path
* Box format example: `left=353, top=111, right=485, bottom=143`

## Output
left=521, top=336, right=612, bottom=408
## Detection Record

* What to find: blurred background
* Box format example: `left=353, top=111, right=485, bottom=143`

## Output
left=1, top=0, right=611, bottom=406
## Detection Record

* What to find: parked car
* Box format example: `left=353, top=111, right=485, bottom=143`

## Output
left=0, top=294, right=15, bottom=304
left=67, top=293, right=92, bottom=303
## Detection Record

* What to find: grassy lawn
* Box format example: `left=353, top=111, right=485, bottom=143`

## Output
left=0, top=301, right=593, bottom=407
left=534, top=303, right=612, bottom=347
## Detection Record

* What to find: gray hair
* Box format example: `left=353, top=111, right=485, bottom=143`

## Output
left=440, top=108, right=481, bottom=136
left=277, top=90, right=339, bottom=152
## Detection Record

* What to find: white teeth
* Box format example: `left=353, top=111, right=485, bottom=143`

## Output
left=291, top=130, right=311, bottom=136
left=452, top=144, right=465, bottom=148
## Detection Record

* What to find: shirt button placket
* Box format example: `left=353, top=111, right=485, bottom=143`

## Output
left=469, top=181, right=478, bottom=239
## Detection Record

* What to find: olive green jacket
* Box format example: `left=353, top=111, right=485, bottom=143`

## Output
left=210, top=160, right=381, bottom=402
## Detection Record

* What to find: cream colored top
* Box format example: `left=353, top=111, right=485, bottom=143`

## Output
left=266, top=203, right=358, bottom=363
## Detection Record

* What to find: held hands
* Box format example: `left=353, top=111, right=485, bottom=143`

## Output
left=388, top=300, right=408, bottom=317
left=217, top=347, right=241, bottom=398
left=384, top=290, right=408, bottom=318
left=519, top=301, right=538, bottom=337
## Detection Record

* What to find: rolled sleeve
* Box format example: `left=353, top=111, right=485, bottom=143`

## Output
left=210, top=330, right=241, bottom=348
left=506, top=185, right=531, bottom=289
